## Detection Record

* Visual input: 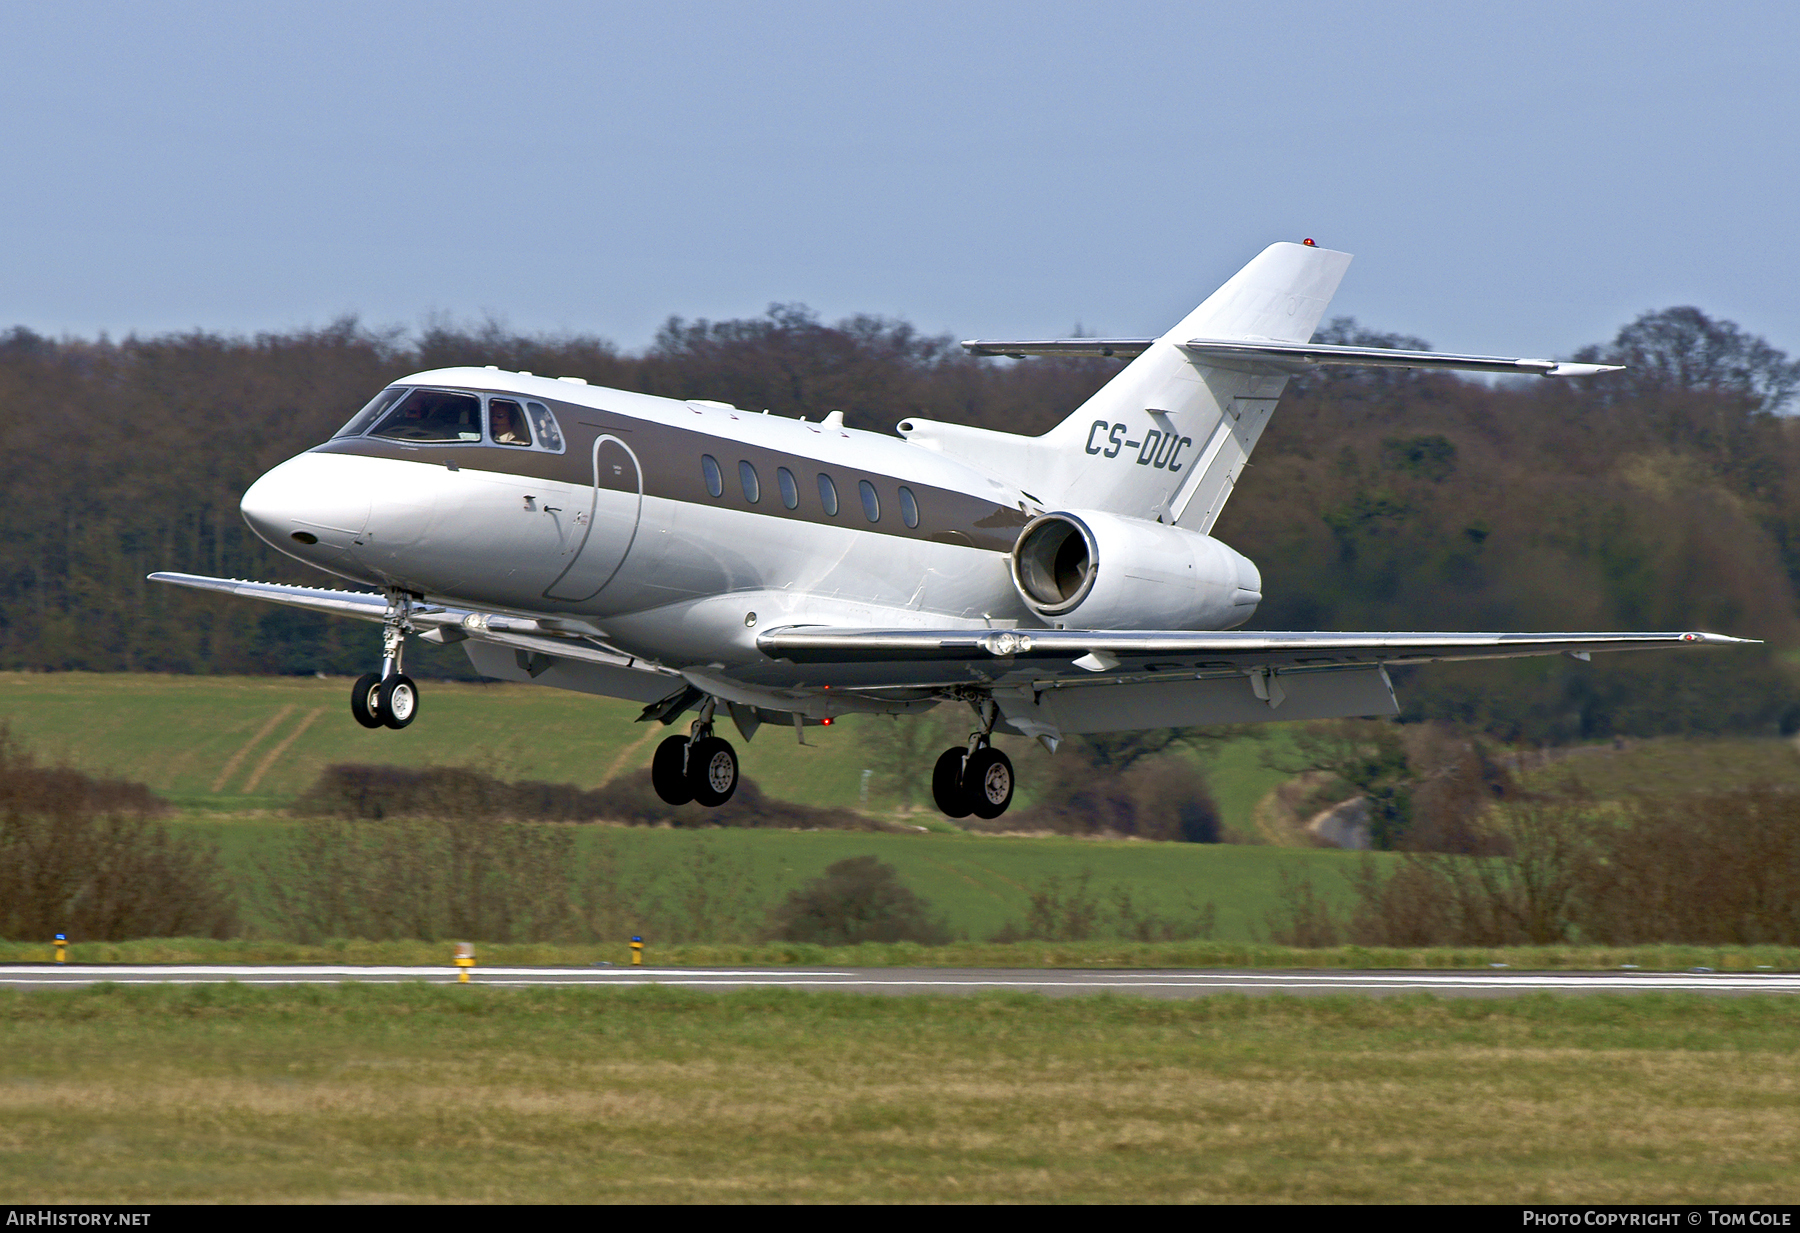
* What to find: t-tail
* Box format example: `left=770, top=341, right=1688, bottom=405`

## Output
left=1035, top=240, right=1350, bottom=530
left=907, top=240, right=1618, bottom=532
left=901, top=241, right=1349, bottom=532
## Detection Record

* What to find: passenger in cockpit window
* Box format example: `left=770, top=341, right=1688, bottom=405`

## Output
left=489, top=399, right=532, bottom=446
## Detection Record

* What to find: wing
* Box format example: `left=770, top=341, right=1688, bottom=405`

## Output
left=756, top=626, right=1745, bottom=669
left=754, top=625, right=1753, bottom=739
left=147, top=572, right=683, bottom=703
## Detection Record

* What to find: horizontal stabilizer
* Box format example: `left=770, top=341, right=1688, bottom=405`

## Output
left=1180, top=338, right=1623, bottom=379
left=959, top=337, right=1622, bottom=378
left=960, top=339, right=1151, bottom=359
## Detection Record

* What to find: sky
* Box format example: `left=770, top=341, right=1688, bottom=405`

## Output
left=4, top=0, right=1798, bottom=360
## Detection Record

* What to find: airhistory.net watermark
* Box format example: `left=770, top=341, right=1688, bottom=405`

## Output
left=5, top=1215, right=150, bottom=1227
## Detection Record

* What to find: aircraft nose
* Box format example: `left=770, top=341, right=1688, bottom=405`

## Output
left=241, top=453, right=372, bottom=553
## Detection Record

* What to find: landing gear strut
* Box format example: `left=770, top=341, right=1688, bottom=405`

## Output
left=931, top=697, right=1014, bottom=820
left=350, top=592, right=420, bottom=730
left=650, top=697, right=739, bottom=807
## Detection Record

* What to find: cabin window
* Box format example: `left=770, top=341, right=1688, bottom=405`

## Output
left=739, top=460, right=760, bottom=503
left=488, top=399, right=532, bottom=447
left=817, top=473, right=839, bottom=516
left=370, top=389, right=483, bottom=442
left=335, top=386, right=407, bottom=438
left=899, top=486, right=920, bottom=528
left=524, top=401, right=565, bottom=452
left=701, top=454, right=723, bottom=498
left=777, top=467, right=799, bottom=509
left=859, top=479, right=880, bottom=522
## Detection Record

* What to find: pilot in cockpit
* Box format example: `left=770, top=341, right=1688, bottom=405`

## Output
left=489, top=399, right=531, bottom=446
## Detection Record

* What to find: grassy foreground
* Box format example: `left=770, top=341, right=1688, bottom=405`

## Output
left=6, top=937, right=1800, bottom=972
left=0, top=671, right=1298, bottom=835
left=3, top=983, right=1797, bottom=1203
left=175, top=817, right=1374, bottom=943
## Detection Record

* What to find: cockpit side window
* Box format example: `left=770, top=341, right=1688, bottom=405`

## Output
left=334, top=386, right=408, bottom=438
left=524, top=401, right=565, bottom=452
left=369, top=390, right=483, bottom=442
left=488, top=398, right=532, bottom=447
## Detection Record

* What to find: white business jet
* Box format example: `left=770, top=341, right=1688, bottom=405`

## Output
left=151, top=241, right=1748, bottom=818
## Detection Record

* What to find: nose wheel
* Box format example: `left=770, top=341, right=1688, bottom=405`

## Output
left=348, top=592, right=421, bottom=730
left=650, top=703, right=739, bottom=808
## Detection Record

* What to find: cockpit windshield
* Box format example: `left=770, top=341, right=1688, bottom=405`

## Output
left=369, top=390, right=483, bottom=442
left=335, top=386, right=567, bottom=450
left=333, top=386, right=407, bottom=438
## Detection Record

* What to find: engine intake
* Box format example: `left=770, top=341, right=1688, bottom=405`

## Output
left=1009, top=510, right=1260, bottom=630
left=1012, top=515, right=1098, bottom=615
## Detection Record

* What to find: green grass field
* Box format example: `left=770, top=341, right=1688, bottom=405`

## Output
left=9, top=672, right=1800, bottom=952
left=171, top=814, right=1373, bottom=943
left=4, top=983, right=1798, bottom=1203
left=0, top=671, right=1301, bottom=834
left=1517, top=733, right=1800, bottom=797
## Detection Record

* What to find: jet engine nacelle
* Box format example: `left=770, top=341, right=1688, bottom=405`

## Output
left=1009, top=510, right=1261, bottom=631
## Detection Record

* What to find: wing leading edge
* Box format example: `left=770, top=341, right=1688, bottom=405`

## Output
left=756, top=626, right=1750, bottom=673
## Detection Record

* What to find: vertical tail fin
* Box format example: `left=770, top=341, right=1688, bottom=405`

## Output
left=1039, top=242, right=1352, bottom=529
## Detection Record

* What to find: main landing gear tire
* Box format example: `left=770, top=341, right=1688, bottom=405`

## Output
left=932, top=747, right=972, bottom=818
left=687, top=736, right=739, bottom=807
left=964, top=747, right=1014, bottom=820
left=376, top=674, right=419, bottom=729
left=350, top=673, right=383, bottom=729
left=652, top=735, right=694, bottom=806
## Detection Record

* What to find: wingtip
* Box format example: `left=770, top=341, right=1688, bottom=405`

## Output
left=1546, top=362, right=1628, bottom=378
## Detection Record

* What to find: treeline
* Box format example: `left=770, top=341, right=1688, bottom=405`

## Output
left=1270, top=788, right=1800, bottom=947
left=3, top=301, right=1798, bottom=741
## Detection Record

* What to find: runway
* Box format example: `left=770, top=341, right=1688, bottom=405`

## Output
left=2, top=965, right=1797, bottom=998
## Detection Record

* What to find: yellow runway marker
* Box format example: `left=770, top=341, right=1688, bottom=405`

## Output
left=242, top=707, right=325, bottom=793
left=210, top=704, right=296, bottom=793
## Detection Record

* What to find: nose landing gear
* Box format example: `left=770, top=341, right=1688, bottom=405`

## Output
left=930, top=698, right=1014, bottom=820
left=349, top=592, right=421, bottom=730
left=650, top=698, right=739, bottom=807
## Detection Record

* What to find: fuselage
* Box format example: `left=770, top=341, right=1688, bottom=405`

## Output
left=241, top=368, right=1255, bottom=678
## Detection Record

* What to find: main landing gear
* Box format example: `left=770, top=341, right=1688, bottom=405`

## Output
left=931, top=699, right=1014, bottom=820
left=650, top=698, right=740, bottom=807
left=350, top=592, right=421, bottom=730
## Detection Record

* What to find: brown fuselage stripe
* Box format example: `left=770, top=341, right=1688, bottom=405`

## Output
left=313, top=388, right=1030, bottom=553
